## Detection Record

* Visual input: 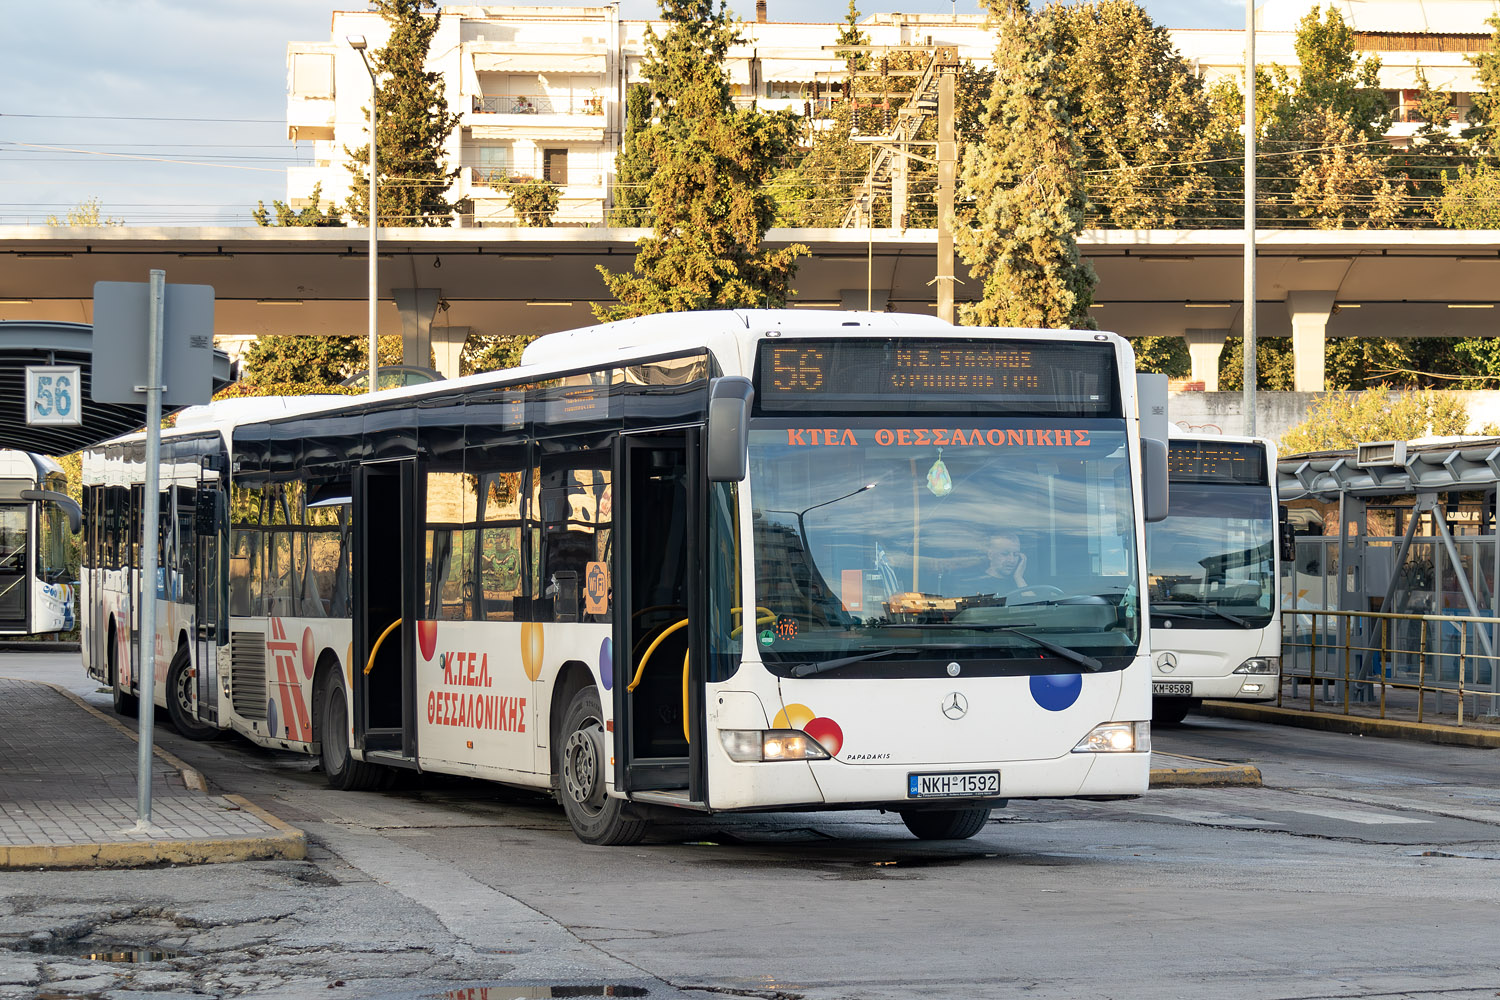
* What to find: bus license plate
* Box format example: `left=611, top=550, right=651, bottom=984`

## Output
left=908, top=771, right=1001, bottom=798
left=1153, top=681, right=1193, bottom=696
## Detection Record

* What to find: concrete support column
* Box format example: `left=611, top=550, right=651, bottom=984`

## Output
left=393, top=287, right=441, bottom=369
left=432, top=325, right=469, bottom=380
left=1286, top=291, right=1335, bottom=393
left=1182, top=329, right=1228, bottom=392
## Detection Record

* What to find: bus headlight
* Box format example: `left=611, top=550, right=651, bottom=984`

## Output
left=1072, top=721, right=1150, bottom=754
left=1233, top=657, right=1279, bottom=674
left=719, top=729, right=831, bottom=762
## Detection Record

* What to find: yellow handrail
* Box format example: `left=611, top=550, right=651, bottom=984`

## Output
left=628, top=618, right=688, bottom=692
left=364, top=618, right=402, bottom=675
left=682, top=650, right=691, bottom=743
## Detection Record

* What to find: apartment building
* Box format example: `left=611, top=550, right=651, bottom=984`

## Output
left=283, top=0, right=1500, bottom=226
left=284, top=5, right=994, bottom=226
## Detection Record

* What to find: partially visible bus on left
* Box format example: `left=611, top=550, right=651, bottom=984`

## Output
left=0, top=449, right=80, bottom=636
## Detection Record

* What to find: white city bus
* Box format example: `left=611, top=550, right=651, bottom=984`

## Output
left=83, top=311, right=1165, bottom=844
left=1146, top=433, right=1281, bottom=725
left=0, top=449, right=80, bottom=636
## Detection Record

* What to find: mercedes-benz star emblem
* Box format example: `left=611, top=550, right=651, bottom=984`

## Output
left=1156, top=651, right=1178, bottom=673
left=942, top=692, right=969, bottom=720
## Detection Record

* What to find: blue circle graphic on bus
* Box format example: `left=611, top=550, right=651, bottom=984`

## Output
left=599, top=636, right=613, bottom=690
left=266, top=698, right=279, bottom=737
left=1030, top=673, right=1082, bottom=712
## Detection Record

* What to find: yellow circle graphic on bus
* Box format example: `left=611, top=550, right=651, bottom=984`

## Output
left=772, top=703, right=815, bottom=730
left=520, top=622, right=545, bottom=681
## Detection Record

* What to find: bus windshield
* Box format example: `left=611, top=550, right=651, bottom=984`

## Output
left=1147, top=482, right=1274, bottom=627
left=747, top=417, right=1141, bottom=675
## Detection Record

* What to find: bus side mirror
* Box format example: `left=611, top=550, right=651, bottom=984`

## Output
left=20, top=489, right=81, bottom=534
left=1279, top=507, right=1295, bottom=563
left=1140, top=438, right=1169, bottom=522
left=706, top=376, right=754, bottom=483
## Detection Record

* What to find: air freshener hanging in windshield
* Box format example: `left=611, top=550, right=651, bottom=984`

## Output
left=926, top=448, right=953, bottom=497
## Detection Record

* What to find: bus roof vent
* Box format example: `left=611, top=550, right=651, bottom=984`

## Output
left=1356, top=440, right=1406, bottom=468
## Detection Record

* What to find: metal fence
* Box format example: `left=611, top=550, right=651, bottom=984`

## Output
left=1282, top=608, right=1500, bottom=726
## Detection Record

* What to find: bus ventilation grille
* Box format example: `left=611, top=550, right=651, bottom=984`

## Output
left=229, top=631, right=268, bottom=720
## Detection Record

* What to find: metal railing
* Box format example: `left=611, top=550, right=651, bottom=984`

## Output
left=1282, top=608, right=1500, bottom=727
left=472, top=93, right=605, bottom=116
left=466, top=168, right=603, bottom=189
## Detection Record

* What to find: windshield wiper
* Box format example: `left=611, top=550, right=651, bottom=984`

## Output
left=789, top=647, right=920, bottom=678
left=894, top=623, right=1104, bottom=672
left=1152, top=601, right=1251, bottom=628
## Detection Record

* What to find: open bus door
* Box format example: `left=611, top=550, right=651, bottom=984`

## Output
left=615, top=433, right=707, bottom=809
left=0, top=498, right=28, bottom=631
left=353, top=459, right=420, bottom=767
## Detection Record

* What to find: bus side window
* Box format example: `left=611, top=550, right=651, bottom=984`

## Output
left=476, top=469, right=525, bottom=622
left=538, top=461, right=611, bottom=624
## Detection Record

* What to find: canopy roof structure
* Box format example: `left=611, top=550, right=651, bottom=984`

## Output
left=0, top=321, right=235, bottom=455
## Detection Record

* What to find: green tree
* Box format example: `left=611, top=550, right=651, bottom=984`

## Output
left=497, top=176, right=561, bottom=226
left=1043, top=0, right=1217, bottom=229
left=1466, top=14, right=1500, bottom=142
left=770, top=99, right=867, bottom=227
left=958, top=0, right=1096, bottom=329
left=1435, top=162, right=1500, bottom=227
left=1280, top=388, right=1470, bottom=455
left=345, top=0, right=461, bottom=226
left=462, top=335, right=534, bottom=374
left=252, top=182, right=343, bottom=226
left=1257, top=5, right=1397, bottom=227
left=609, top=84, right=654, bottom=226
left=594, top=0, right=806, bottom=320
left=226, top=334, right=405, bottom=397
left=1218, top=337, right=1297, bottom=391
left=45, top=197, right=121, bottom=226
left=1131, top=336, right=1189, bottom=378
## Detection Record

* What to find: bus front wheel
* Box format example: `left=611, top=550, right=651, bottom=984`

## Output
left=317, top=668, right=388, bottom=792
left=558, top=686, right=647, bottom=846
left=899, top=806, right=993, bottom=840
left=109, top=623, right=138, bottom=718
left=1153, top=697, right=1196, bottom=727
left=165, top=647, right=222, bottom=742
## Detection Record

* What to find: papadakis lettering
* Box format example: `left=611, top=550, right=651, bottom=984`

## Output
left=784, top=428, right=1092, bottom=448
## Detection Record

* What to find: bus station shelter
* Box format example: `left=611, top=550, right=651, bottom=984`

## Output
left=1278, top=438, right=1500, bottom=719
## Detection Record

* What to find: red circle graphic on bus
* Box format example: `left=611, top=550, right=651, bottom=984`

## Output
left=302, top=628, right=316, bottom=679
left=418, top=620, right=438, bottom=662
left=803, top=716, right=843, bottom=756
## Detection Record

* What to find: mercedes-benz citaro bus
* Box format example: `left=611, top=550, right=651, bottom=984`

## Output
left=0, top=449, right=80, bottom=636
left=1146, top=432, right=1281, bottom=724
left=81, top=311, right=1168, bottom=845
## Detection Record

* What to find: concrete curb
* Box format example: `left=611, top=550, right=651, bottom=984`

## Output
left=1200, top=700, right=1500, bottom=749
left=1152, top=755, right=1260, bottom=791
left=0, top=641, right=80, bottom=652
left=0, top=799, right=306, bottom=869
left=1, top=679, right=307, bottom=869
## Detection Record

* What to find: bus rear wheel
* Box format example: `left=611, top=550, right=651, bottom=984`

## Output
left=559, top=686, right=647, bottom=846
left=899, top=806, right=993, bottom=840
left=109, top=623, right=137, bottom=718
left=317, top=667, right=388, bottom=791
left=165, top=647, right=222, bottom=741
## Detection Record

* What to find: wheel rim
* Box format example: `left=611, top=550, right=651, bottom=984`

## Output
left=172, top=662, right=193, bottom=717
left=562, top=715, right=605, bottom=817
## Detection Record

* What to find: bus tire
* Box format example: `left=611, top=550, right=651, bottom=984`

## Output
left=899, top=806, right=993, bottom=840
left=558, top=686, right=647, bottom=846
left=1153, top=697, right=1195, bottom=727
left=165, top=647, right=221, bottom=742
left=109, top=623, right=138, bottom=718
left=316, top=667, right=387, bottom=792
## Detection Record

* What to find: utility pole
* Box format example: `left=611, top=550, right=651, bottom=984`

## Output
left=936, top=47, right=957, bottom=325
left=1243, top=4, right=1257, bottom=435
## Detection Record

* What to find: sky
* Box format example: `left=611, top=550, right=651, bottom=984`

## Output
left=1, top=0, right=1247, bottom=227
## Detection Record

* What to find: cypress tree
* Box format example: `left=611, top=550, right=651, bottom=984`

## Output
left=345, top=0, right=461, bottom=226
left=594, top=0, right=806, bottom=319
left=958, top=0, right=1096, bottom=329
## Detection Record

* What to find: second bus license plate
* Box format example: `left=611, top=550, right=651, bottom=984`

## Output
left=908, top=771, right=1001, bottom=798
left=1153, top=681, right=1193, bottom=696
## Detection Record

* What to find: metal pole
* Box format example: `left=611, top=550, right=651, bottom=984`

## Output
left=351, top=39, right=379, bottom=394
left=1242, top=0, right=1257, bottom=435
left=135, top=268, right=166, bottom=828
left=936, top=65, right=955, bottom=325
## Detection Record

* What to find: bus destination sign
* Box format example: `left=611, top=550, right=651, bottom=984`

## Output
left=1168, top=441, right=1267, bottom=485
left=753, top=338, right=1117, bottom=415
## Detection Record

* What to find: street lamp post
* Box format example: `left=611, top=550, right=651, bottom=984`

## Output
left=772, top=483, right=877, bottom=555
left=348, top=34, right=379, bottom=394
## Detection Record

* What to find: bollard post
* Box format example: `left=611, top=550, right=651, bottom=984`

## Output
left=1309, top=611, right=1319, bottom=713
left=1343, top=614, right=1352, bottom=715
left=1459, top=625, right=1467, bottom=727
left=1418, top=619, right=1427, bottom=724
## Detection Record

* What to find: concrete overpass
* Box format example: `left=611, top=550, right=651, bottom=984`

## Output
left=2, top=226, right=1496, bottom=390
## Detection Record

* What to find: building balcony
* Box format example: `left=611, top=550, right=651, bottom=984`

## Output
left=466, top=94, right=608, bottom=140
